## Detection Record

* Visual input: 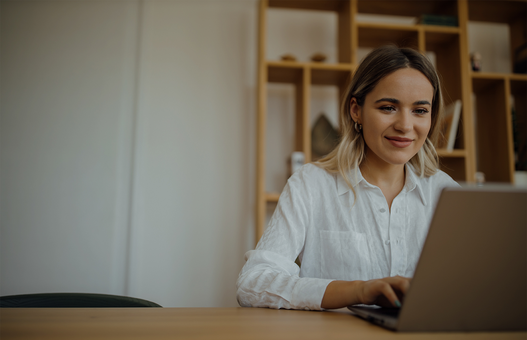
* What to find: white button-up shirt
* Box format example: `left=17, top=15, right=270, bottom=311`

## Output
left=237, top=163, right=459, bottom=310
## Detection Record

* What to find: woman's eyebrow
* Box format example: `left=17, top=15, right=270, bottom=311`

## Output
left=375, top=98, right=399, bottom=104
left=414, top=100, right=431, bottom=106
left=374, top=98, right=431, bottom=106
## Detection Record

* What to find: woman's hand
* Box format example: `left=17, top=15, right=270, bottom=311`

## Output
left=321, top=276, right=410, bottom=309
left=356, top=276, right=410, bottom=307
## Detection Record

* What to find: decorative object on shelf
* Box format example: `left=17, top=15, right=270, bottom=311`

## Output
left=470, top=52, right=482, bottom=72
left=418, top=14, right=458, bottom=27
left=311, top=53, right=327, bottom=62
left=311, top=113, right=339, bottom=160
left=475, top=171, right=486, bottom=185
left=289, top=151, right=305, bottom=176
left=438, top=100, right=462, bottom=151
left=281, top=54, right=297, bottom=62
left=513, top=43, right=527, bottom=74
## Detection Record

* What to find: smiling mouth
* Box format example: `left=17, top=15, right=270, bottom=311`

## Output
left=385, top=136, right=414, bottom=148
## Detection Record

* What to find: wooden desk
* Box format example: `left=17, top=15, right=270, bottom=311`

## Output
left=0, top=307, right=525, bottom=340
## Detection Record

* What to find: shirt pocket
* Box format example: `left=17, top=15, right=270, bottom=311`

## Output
left=319, top=230, right=372, bottom=281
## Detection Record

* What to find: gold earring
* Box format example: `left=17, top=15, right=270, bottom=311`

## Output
left=354, top=122, right=362, bottom=133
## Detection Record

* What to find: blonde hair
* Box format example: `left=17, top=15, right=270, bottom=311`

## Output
left=316, top=45, right=443, bottom=193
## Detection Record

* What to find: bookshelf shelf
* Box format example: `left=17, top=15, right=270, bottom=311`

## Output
left=437, top=149, right=467, bottom=158
left=267, top=63, right=353, bottom=85
left=356, top=22, right=418, bottom=31
left=472, top=72, right=527, bottom=80
left=267, top=63, right=304, bottom=83
left=422, top=25, right=460, bottom=34
left=510, top=74, right=527, bottom=81
left=265, top=192, right=281, bottom=203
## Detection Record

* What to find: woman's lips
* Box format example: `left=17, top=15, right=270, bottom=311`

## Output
left=385, top=136, right=413, bottom=148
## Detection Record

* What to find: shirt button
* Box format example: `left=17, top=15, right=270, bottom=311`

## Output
left=385, top=240, right=390, bottom=245
left=380, top=208, right=386, bottom=213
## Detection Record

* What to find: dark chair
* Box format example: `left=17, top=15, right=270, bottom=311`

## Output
left=0, top=293, right=162, bottom=308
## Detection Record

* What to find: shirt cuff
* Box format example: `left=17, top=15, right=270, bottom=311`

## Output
left=291, top=277, right=334, bottom=310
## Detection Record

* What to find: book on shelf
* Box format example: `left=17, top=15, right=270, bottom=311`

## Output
left=418, top=14, right=458, bottom=27
left=438, top=100, right=462, bottom=152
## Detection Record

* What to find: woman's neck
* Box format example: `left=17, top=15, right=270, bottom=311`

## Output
left=359, top=154, right=406, bottom=209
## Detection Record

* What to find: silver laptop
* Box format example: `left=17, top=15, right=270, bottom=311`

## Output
left=348, top=184, right=527, bottom=332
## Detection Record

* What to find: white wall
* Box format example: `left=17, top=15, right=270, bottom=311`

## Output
left=1, top=0, right=257, bottom=307
left=1, top=0, right=140, bottom=296
left=127, top=0, right=256, bottom=307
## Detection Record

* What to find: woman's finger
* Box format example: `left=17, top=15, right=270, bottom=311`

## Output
left=359, top=277, right=411, bottom=307
left=384, top=276, right=411, bottom=295
left=375, top=281, right=401, bottom=307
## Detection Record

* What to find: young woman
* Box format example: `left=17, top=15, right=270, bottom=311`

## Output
left=237, top=45, right=459, bottom=310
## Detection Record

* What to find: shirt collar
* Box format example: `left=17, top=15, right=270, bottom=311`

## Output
left=335, top=164, right=428, bottom=205
left=404, top=164, right=427, bottom=206
left=336, top=167, right=364, bottom=196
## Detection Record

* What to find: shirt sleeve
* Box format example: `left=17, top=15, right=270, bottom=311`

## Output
left=433, top=170, right=461, bottom=196
left=236, top=166, right=334, bottom=310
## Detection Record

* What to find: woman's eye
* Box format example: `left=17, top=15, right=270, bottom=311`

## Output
left=414, top=108, right=429, bottom=115
left=380, top=106, right=396, bottom=113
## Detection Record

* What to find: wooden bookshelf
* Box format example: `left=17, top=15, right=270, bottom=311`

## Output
left=255, top=0, right=527, bottom=243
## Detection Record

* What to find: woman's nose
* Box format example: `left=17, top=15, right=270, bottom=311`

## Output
left=393, top=111, right=413, bottom=133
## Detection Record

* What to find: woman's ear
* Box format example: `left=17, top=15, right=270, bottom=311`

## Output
left=350, top=97, right=361, bottom=124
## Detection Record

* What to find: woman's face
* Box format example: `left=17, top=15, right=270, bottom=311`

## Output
left=350, top=68, right=434, bottom=167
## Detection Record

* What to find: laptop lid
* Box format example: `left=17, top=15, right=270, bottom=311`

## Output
left=395, top=185, right=527, bottom=331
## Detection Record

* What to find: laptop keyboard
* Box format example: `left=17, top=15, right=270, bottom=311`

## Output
left=354, top=306, right=401, bottom=317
